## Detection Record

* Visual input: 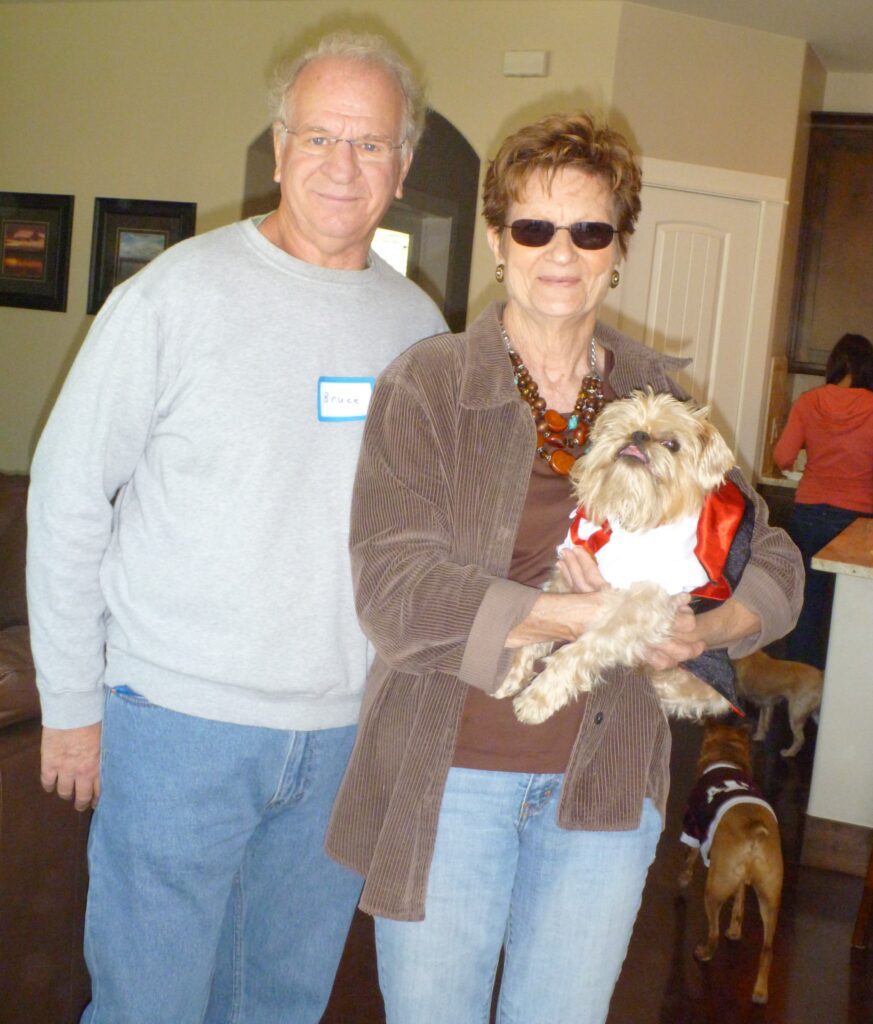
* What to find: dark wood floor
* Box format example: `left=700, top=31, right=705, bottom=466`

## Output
left=322, top=708, right=873, bottom=1023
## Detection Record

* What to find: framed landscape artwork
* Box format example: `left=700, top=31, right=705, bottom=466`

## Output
left=0, top=192, right=74, bottom=311
left=88, top=197, right=196, bottom=313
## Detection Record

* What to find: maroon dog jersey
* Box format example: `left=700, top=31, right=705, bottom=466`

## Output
left=680, top=762, right=776, bottom=865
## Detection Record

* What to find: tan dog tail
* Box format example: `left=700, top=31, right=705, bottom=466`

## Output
left=743, top=820, right=776, bottom=856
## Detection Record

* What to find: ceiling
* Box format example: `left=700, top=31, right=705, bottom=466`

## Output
left=631, top=0, right=873, bottom=73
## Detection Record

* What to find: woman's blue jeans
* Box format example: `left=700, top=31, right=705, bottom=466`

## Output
left=80, top=687, right=362, bottom=1024
left=785, top=503, right=866, bottom=668
left=375, top=766, right=662, bottom=1024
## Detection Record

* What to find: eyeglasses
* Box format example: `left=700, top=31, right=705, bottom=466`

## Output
left=505, top=219, right=616, bottom=251
left=280, top=125, right=402, bottom=163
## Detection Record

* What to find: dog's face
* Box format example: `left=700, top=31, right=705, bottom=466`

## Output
left=697, top=721, right=752, bottom=774
left=570, top=390, right=734, bottom=532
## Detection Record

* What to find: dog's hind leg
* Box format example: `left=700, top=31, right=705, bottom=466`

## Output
left=677, top=845, right=699, bottom=892
left=780, top=708, right=805, bottom=757
left=753, top=704, right=773, bottom=743
left=781, top=691, right=820, bottom=757
left=752, top=887, right=780, bottom=1004
left=751, top=852, right=783, bottom=1004
left=694, top=884, right=725, bottom=963
left=726, top=882, right=746, bottom=939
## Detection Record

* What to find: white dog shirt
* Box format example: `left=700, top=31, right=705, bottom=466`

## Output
left=558, top=513, right=709, bottom=594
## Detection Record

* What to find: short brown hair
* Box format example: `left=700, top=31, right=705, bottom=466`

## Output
left=482, top=113, right=642, bottom=255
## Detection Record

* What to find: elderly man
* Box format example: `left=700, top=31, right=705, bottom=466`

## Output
left=26, top=32, right=446, bottom=1024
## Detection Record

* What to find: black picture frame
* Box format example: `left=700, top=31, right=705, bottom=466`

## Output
left=88, top=197, right=196, bottom=314
left=0, top=191, right=74, bottom=311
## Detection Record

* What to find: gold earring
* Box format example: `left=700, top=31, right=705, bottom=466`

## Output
left=495, top=264, right=505, bottom=283
left=610, top=269, right=620, bottom=289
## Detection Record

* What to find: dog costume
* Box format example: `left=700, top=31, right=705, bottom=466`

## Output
left=680, top=762, right=776, bottom=865
left=560, top=480, right=755, bottom=707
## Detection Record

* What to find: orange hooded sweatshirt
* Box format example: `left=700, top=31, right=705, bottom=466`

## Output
left=774, top=384, right=873, bottom=513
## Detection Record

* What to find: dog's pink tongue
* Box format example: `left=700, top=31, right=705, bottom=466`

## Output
left=619, top=443, right=647, bottom=462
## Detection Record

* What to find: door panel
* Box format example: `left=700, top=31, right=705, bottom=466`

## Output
left=602, top=186, right=762, bottom=461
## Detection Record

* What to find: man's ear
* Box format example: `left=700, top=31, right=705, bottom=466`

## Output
left=394, top=148, right=414, bottom=200
left=272, top=124, right=285, bottom=184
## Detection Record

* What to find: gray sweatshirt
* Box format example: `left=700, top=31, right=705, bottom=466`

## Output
left=27, top=218, right=447, bottom=730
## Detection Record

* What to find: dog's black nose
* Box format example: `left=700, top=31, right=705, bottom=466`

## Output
left=631, top=430, right=650, bottom=444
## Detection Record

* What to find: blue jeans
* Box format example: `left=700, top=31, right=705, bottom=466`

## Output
left=375, top=767, right=662, bottom=1024
left=81, top=688, right=362, bottom=1024
left=785, top=503, right=867, bottom=668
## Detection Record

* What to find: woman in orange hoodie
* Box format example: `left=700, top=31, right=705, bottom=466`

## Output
left=774, top=333, right=873, bottom=667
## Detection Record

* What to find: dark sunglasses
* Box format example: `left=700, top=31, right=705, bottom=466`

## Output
left=506, top=219, right=616, bottom=250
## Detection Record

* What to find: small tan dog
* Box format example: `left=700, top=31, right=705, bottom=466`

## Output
left=496, top=390, right=742, bottom=724
left=678, top=722, right=783, bottom=1005
left=733, top=650, right=822, bottom=757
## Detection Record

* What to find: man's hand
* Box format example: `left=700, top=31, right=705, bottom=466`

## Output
left=41, top=723, right=102, bottom=811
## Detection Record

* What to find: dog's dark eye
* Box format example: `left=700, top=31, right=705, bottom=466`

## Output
left=661, top=438, right=681, bottom=452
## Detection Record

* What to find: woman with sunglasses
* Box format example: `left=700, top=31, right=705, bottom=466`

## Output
left=326, top=113, right=801, bottom=1023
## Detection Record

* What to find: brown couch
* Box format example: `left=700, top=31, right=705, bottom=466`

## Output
left=0, top=472, right=91, bottom=1024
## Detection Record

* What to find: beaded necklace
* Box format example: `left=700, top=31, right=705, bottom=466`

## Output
left=501, top=321, right=605, bottom=476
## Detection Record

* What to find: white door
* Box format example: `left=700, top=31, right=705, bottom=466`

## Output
left=601, top=182, right=768, bottom=473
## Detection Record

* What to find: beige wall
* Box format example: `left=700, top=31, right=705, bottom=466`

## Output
left=0, top=0, right=624, bottom=470
left=0, top=0, right=821, bottom=470
left=825, top=72, right=873, bottom=112
left=612, top=3, right=807, bottom=178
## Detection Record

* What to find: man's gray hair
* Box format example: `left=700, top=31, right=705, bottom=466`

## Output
left=270, top=31, right=426, bottom=152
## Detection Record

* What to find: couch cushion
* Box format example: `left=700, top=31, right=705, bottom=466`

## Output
left=0, top=474, right=28, bottom=629
left=0, top=626, right=40, bottom=727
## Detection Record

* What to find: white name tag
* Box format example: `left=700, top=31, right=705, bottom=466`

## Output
left=317, top=376, right=374, bottom=422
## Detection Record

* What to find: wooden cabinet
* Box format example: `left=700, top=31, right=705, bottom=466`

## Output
left=789, top=112, right=873, bottom=374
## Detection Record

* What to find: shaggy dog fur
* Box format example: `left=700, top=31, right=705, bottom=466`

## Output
left=495, top=389, right=737, bottom=724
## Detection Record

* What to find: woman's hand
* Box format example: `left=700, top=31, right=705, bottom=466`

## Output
left=555, top=546, right=607, bottom=593
left=642, top=594, right=704, bottom=669
left=642, top=595, right=761, bottom=670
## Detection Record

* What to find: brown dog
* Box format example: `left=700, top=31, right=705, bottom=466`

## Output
left=678, top=722, right=783, bottom=1004
left=733, top=650, right=822, bottom=757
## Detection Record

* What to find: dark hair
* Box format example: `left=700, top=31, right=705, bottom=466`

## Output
left=481, top=112, right=642, bottom=256
left=825, top=333, right=873, bottom=391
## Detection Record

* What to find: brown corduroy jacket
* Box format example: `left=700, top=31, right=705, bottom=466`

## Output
left=325, top=303, right=803, bottom=921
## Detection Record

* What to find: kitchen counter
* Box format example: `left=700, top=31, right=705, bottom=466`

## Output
left=806, top=517, right=873, bottom=848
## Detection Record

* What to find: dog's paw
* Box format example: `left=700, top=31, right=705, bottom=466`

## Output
left=493, top=674, right=523, bottom=700
left=694, top=942, right=716, bottom=963
left=512, top=685, right=558, bottom=725
left=652, top=669, right=731, bottom=720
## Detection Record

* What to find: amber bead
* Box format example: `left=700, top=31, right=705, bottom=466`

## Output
left=549, top=449, right=576, bottom=475
left=543, top=409, right=568, bottom=431
left=572, top=425, right=589, bottom=446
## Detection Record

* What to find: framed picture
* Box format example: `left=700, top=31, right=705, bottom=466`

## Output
left=88, top=197, right=196, bottom=313
left=0, top=192, right=74, bottom=311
